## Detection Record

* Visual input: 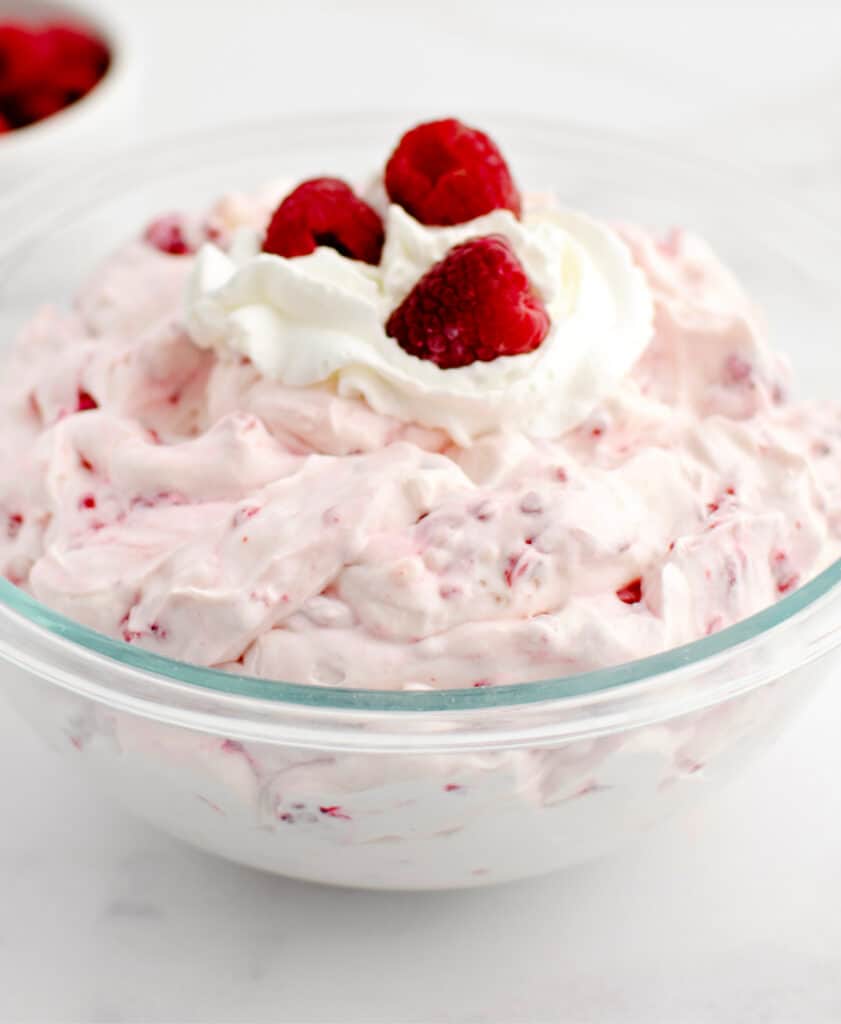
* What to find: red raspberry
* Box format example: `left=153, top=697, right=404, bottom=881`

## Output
left=385, top=235, right=550, bottom=369
left=49, top=59, right=102, bottom=100
left=0, top=111, right=11, bottom=133
left=0, top=25, right=46, bottom=98
left=616, top=578, right=643, bottom=605
left=263, top=178, right=385, bottom=265
left=144, top=215, right=193, bottom=256
left=42, top=24, right=108, bottom=99
left=0, top=21, right=108, bottom=129
left=13, top=84, right=66, bottom=125
left=43, top=24, right=109, bottom=74
left=384, top=118, right=522, bottom=226
left=76, top=389, right=98, bottom=412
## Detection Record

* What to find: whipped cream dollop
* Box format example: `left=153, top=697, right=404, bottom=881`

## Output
left=186, top=198, right=653, bottom=444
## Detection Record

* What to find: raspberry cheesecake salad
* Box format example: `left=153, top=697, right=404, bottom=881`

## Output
left=1, top=115, right=840, bottom=888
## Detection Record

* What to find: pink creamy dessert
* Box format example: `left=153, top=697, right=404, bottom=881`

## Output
left=3, top=119, right=841, bottom=889
left=1, top=121, right=839, bottom=698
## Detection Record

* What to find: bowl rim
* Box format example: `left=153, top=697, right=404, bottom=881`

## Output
left=1, top=110, right=841, bottom=727
left=0, top=0, right=132, bottom=149
left=2, top=558, right=841, bottom=720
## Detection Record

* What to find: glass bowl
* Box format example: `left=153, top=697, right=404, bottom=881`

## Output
left=1, top=113, right=840, bottom=890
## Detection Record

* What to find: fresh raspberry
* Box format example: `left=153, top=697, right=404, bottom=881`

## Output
left=48, top=59, right=102, bottom=100
left=42, top=25, right=108, bottom=100
left=0, top=21, right=108, bottom=129
left=43, top=24, right=109, bottom=79
left=385, top=235, right=550, bottom=369
left=13, top=84, right=66, bottom=125
left=76, top=389, right=98, bottom=412
left=384, top=118, right=522, bottom=226
left=263, top=178, right=385, bottom=265
left=144, top=215, right=193, bottom=256
left=0, top=25, right=46, bottom=98
left=616, top=578, right=643, bottom=605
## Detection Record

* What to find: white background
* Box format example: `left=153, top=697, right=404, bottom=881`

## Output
left=2, top=1, right=841, bottom=1021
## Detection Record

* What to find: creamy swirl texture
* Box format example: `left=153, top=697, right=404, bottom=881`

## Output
left=2, top=183, right=838, bottom=694
left=186, top=199, right=654, bottom=444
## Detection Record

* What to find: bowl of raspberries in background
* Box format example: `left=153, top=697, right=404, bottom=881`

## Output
left=0, top=0, right=135, bottom=195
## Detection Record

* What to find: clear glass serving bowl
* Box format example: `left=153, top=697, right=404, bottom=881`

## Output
left=1, top=113, right=840, bottom=890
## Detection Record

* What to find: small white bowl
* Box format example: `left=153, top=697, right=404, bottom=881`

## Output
left=0, top=0, right=138, bottom=198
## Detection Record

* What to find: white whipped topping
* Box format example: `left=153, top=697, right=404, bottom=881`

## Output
left=186, top=197, right=653, bottom=444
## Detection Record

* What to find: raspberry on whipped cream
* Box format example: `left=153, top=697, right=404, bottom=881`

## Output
left=385, top=118, right=522, bottom=225
left=0, top=120, right=839, bottom=696
left=385, top=234, right=550, bottom=368
left=262, top=177, right=385, bottom=265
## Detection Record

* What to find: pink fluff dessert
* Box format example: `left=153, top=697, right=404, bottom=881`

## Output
left=1, top=118, right=839, bottom=696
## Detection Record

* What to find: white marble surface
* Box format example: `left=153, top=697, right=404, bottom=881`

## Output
left=2, top=1, right=841, bottom=1021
